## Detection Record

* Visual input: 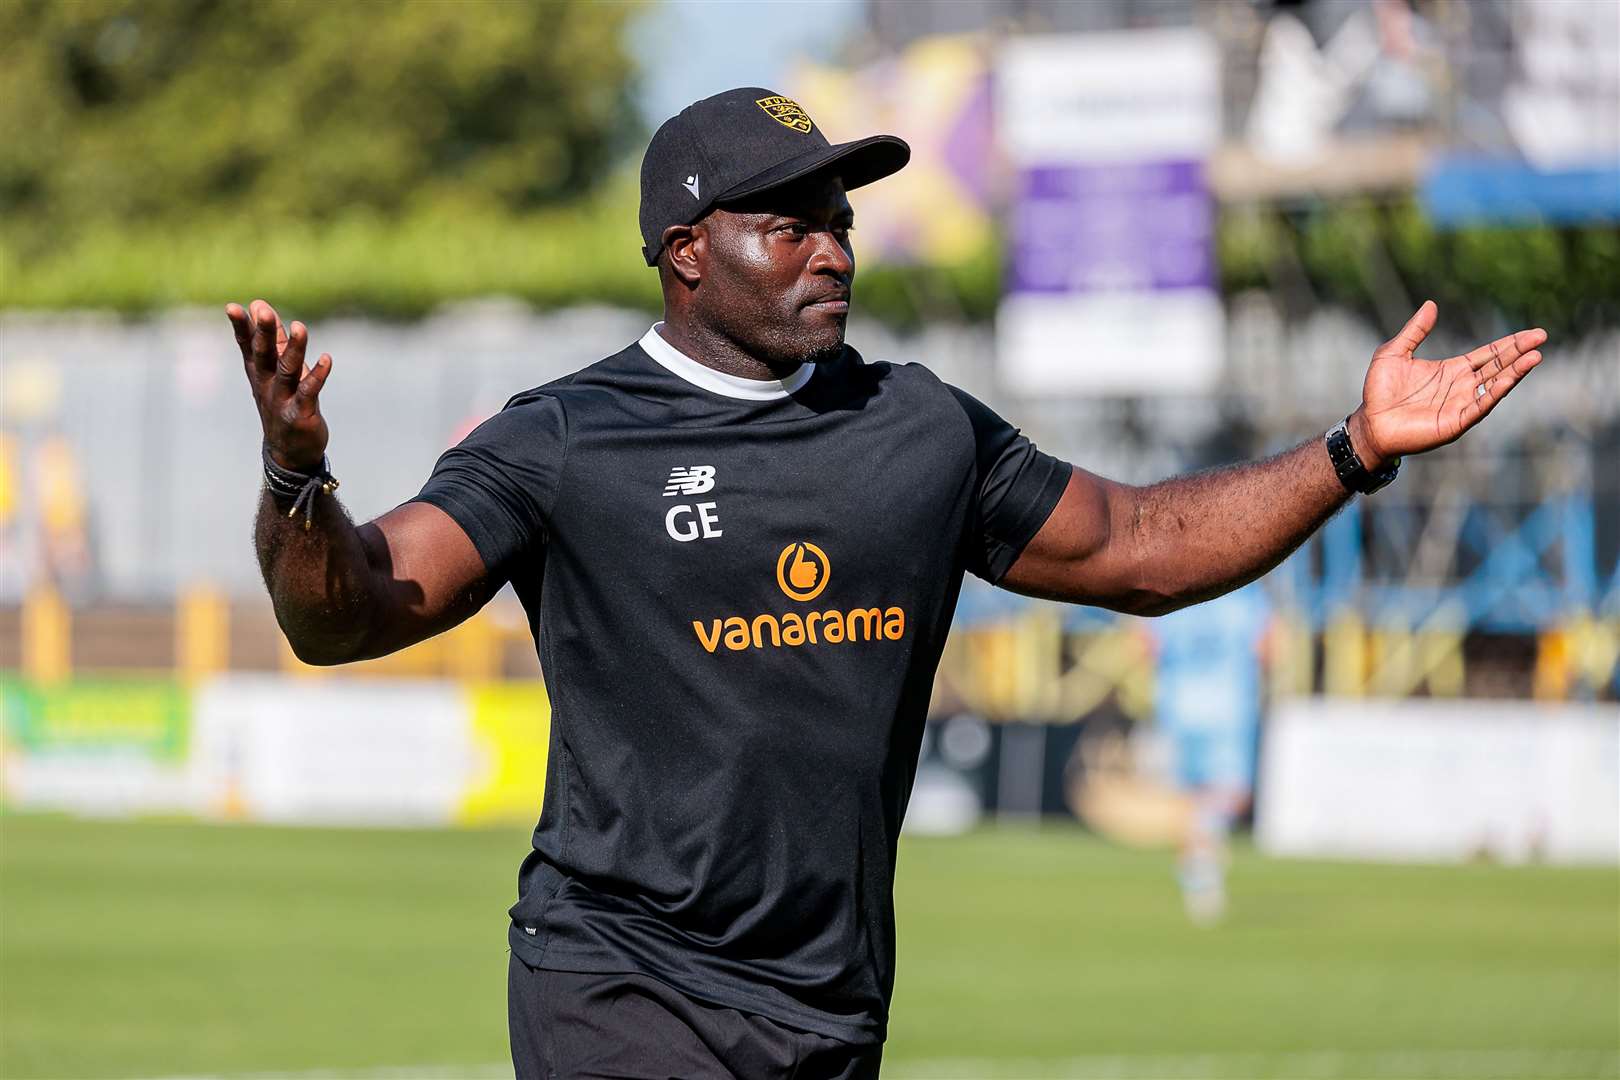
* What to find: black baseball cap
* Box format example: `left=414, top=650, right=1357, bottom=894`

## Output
left=639, top=87, right=910, bottom=266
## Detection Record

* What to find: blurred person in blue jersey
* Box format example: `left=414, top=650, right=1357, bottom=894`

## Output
left=1150, top=580, right=1271, bottom=924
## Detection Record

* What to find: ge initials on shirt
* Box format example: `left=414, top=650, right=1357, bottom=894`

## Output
left=664, top=464, right=722, bottom=542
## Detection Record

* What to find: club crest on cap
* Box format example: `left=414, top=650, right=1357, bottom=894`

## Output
left=755, top=95, right=813, bottom=134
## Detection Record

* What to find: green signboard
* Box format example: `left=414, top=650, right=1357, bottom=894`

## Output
left=0, top=679, right=189, bottom=759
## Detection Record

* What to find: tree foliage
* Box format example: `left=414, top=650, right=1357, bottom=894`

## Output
left=0, top=0, right=642, bottom=251
left=1219, top=199, right=1620, bottom=340
left=1, top=0, right=1613, bottom=334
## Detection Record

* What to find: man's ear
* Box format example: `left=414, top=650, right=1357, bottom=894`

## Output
left=663, top=223, right=704, bottom=288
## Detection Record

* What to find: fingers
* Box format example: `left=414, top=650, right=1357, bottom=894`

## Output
left=295, top=353, right=332, bottom=404
left=277, top=320, right=310, bottom=390
left=248, top=299, right=283, bottom=377
left=1463, top=348, right=1543, bottom=426
left=1465, top=327, right=1547, bottom=377
left=1392, top=300, right=1439, bottom=353
left=226, top=303, right=254, bottom=365
left=234, top=300, right=317, bottom=397
left=1389, top=300, right=1438, bottom=355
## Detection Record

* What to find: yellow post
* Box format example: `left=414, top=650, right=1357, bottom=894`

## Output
left=1571, top=616, right=1620, bottom=698
left=1112, top=626, right=1154, bottom=721
left=21, top=585, right=70, bottom=684
left=1323, top=612, right=1366, bottom=697
left=1417, top=610, right=1466, bottom=698
left=176, top=584, right=229, bottom=682
left=972, top=625, right=1018, bottom=720
left=1368, top=625, right=1413, bottom=697
left=1276, top=614, right=1315, bottom=698
left=1013, top=607, right=1061, bottom=720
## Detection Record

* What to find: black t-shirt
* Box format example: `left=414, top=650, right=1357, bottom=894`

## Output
left=410, top=328, right=1069, bottom=1044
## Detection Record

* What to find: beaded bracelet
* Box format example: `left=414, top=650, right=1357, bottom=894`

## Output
left=263, top=444, right=340, bottom=530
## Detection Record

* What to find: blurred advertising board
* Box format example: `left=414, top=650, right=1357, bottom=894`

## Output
left=1421, top=158, right=1620, bottom=227
left=1, top=679, right=191, bottom=814
left=456, top=682, right=552, bottom=826
left=1, top=676, right=552, bottom=827
left=189, top=677, right=475, bottom=825
left=791, top=35, right=993, bottom=266
left=1257, top=698, right=1620, bottom=865
left=1498, top=0, right=1620, bottom=175
left=995, top=29, right=1223, bottom=396
left=1422, top=0, right=1620, bottom=229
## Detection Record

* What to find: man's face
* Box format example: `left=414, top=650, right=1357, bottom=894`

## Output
left=691, top=174, right=855, bottom=369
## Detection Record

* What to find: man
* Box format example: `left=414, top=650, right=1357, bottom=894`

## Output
left=227, top=88, right=1544, bottom=1077
left=1147, top=581, right=1271, bottom=925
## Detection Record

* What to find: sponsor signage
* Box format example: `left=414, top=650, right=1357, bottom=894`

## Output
left=2, top=679, right=188, bottom=757
left=2, top=676, right=555, bottom=828
left=1, top=679, right=192, bottom=814
left=1258, top=698, right=1619, bottom=865
left=790, top=35, right=993, bottom=266
left=689, top=539, right=906, bottom=654
left=995, top=29, right=1223, bottom=395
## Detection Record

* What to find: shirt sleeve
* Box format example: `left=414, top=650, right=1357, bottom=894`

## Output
left=406, top=393, right=568, bottom=576
left=948, top=386, right=1071, bottom=584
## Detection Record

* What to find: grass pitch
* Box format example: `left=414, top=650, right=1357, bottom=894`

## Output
left=1, top=815, right=1614, bottom=1079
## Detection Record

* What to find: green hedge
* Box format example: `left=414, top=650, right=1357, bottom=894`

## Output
left=0, top=178, right=1001, bottom=325
left=2, top=185, right=659, bottom=320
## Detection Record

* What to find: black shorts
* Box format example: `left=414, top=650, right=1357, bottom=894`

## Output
left=507, top=953, right=882, bottom=1079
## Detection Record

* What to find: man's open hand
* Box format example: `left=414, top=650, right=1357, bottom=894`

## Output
left=227, top=299, right=332, bottom=471
left=1349, top=301, right=1546, bottom=469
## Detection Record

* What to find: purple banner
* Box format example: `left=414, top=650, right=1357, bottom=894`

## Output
left=1008, top=160, right=1213, bottom=295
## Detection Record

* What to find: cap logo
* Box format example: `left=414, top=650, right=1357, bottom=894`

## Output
left=755, top=95, right=813, bottom=134
left=682, top=173, right=700, bottom=199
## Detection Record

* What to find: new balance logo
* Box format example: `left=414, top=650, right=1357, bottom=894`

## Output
left=664, top=465, right=716, bottom=496
left=682, top=174, right=701, bottom=199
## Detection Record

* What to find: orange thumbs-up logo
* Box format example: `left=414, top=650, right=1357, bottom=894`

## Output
left=776, top=541, right=830, bottom=602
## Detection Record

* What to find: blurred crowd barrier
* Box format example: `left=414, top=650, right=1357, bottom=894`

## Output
left=1, top=302, right=1613, bottom=604
left=1, top=303, right=1615, bottom=860
left=4, top=668, right=1615, bottom=865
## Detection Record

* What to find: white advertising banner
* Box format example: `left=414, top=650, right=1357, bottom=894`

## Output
left=994, top=29, right=1223, bottom=396
left=1258, top=698, right=1620, bottom=865
left=191, top=676, right=474, bottom=825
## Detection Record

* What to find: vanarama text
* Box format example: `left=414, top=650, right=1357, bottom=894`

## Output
left=692, top=607, right=906, bottom=653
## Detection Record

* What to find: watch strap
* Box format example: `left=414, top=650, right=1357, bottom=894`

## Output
left=1325, top=418, right=1400, bottom=495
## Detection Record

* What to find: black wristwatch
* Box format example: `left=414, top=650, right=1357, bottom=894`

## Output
left=1325, top=417, right=1400, bottom=495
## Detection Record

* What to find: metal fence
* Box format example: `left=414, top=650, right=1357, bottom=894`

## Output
left=2, top=300, right=1614, bottom=599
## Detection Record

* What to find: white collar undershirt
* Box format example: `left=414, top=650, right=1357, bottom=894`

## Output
left=638, top=323, right=815, bottom=401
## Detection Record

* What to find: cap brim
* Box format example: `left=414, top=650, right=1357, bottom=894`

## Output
left=715, top=134, right=911, bottom=205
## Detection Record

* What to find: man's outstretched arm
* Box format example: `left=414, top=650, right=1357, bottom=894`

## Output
left=229, top=300, right=497, bottom=664
left=1002, top=302, right=1546, bottom=615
